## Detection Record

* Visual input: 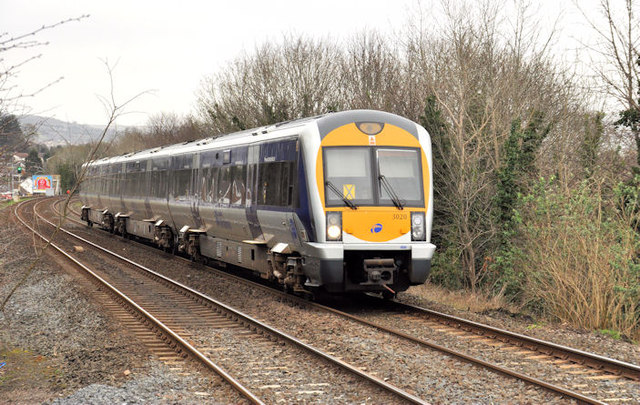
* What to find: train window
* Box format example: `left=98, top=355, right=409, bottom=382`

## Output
left=286, top=161, right=298, bottom=207
left=200, top=169, right=208, bottom=202
left=136, top=172, right=143, bottom=196
left=246, top=164, right=257, bottom=207
left=125, top=172, right=130, bottom=196
left=149, top=171, right=157, bottom=197
left=133, top=172, right=140, bottom=196
left=255, top=160, right=298, bottom=207
left=231, top=165, right=246, bottom=206
left=173, top=169, right=191, bottom=200
left=99, top=169, right=105, bottom=194
left=151, top=170, right=165, bottom=198
left=152, top=157, right=169, bottom=171
left=152, top=171, right=166, bottom=198
left=161, top=171, right=168, bottom=198
left=209, top=167, right=218, bottom=203
left=218, top=166, right=231, bottom=204
left=258, top=162, right=281, bottom=206
left=324, top=147, right=374, bottom=206
left=376, top=148, right=424, bottom=206
left=201, top=150, right=216, bottom=168
left=126, top=172, right=137, bottom=196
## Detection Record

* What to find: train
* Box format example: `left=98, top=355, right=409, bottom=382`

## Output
left=79, top=109, right=435, bottom=297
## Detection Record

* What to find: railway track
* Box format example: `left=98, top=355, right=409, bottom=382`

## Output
left=18, top=197, right=425, bottom=404
left=14, top=198, right=259, bottom=404
left=53, top=196, right=640, bottom=403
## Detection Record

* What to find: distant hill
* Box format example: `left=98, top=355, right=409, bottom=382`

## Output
left=18, top=115, right=120, bottom=147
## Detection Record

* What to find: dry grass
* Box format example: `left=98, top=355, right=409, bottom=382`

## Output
left=405, top=282, right=518, bottom=314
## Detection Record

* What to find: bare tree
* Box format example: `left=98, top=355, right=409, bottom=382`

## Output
left=578, top=0, right=640, bottom=164
left=197, top=36, right=342, bottom=134
left=0, top=16, right=88, bottom=117
left=1, top=60, right=146, bottom=311
left=407, top=0, right=587, bottom=290
left=580, top=0, right=639, bottom=110
left=0, top=15, right=88, bottom=170
left=339, top=31, right=404, bottom=112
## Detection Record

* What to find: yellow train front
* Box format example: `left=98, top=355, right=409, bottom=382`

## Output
left=300, top=110, right=435, bottom=296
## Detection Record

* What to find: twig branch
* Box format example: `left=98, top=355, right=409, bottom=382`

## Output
left=1, top=60, right=148, bottom=313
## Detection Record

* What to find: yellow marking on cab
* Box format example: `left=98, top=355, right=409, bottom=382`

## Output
left=343, top=184, right=355, bottom=199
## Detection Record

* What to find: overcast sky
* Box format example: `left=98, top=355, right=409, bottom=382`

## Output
left=1, top=0, right=605, bottom=127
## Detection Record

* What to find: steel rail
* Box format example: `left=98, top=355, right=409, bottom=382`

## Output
left=14, top=200, right=264, bottom=405
left=387, top=299, right=640, bottom=381
left=56, top=197, right=615, bottom=404
left=40, top=197, right=428, bottom=404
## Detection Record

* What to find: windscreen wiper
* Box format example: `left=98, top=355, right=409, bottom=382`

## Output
left=379, top=175, right=405, bottom=210
left=325, top=181, right=358, bottom=210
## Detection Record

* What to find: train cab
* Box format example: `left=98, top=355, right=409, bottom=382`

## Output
left=299, top=110, right=436, bottom=295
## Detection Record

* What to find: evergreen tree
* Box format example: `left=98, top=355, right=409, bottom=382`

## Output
left=25, top=149, right=43, bottom=174
left=420, top=95, right=450, bottom=234
left=0, top=114, right=25, bottom=152
left=580, top=112, right=604, bottom=177
left=615, top=57, right=640, bottom=169
left=57, top=161, right=77, bottom=192
left=495, top=112, right=550, bottom=227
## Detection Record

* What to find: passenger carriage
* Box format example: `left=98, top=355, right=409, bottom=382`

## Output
left=80, top=110, right=435, bottom=296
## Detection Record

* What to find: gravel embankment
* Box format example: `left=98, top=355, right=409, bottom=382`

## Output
left=0, top=206, right=240, bottom=404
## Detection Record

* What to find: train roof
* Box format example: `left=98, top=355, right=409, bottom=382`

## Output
left=87, top=110, right=419, bottom=166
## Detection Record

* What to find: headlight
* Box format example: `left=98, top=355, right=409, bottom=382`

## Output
left=326, top=211, right=342, bottom=241
left=411, top=212, right=426, bottom=241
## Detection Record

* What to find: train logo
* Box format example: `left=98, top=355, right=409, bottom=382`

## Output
left=371, top=223, right=383, bottom=233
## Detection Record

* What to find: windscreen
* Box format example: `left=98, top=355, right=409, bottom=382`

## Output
left=377, top=149, right=423, bottom=205
left=324, top=147, right=374, bottom=205
left=323, top=146, right=424, bottom=207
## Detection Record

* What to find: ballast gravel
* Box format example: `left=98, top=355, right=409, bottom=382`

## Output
left=5, top=200, right=638, bottom=404
left=51, top=363, right=224, bottom=405
left=0, top=208, right=239, bottom=404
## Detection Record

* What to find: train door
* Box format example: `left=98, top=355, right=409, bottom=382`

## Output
left=255, top=139, right=301, bottom=246
left=190, top=153, right=203, bottom=229
left=143, top=159, right=153, bottom=219
left=118, top=162, right=127, bottom=214
left=246, top=145, right=261, bottom=240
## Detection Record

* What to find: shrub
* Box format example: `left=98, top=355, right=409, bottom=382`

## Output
left=512, top=177, right=640, bottom=339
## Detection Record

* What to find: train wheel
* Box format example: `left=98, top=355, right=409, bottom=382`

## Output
left=190, top=252, right=201, bottom=263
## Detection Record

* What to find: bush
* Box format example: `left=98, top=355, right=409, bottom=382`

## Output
left=429, top=245, right=464, bottom=290
left=511, top=177, right=640, bottom=339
